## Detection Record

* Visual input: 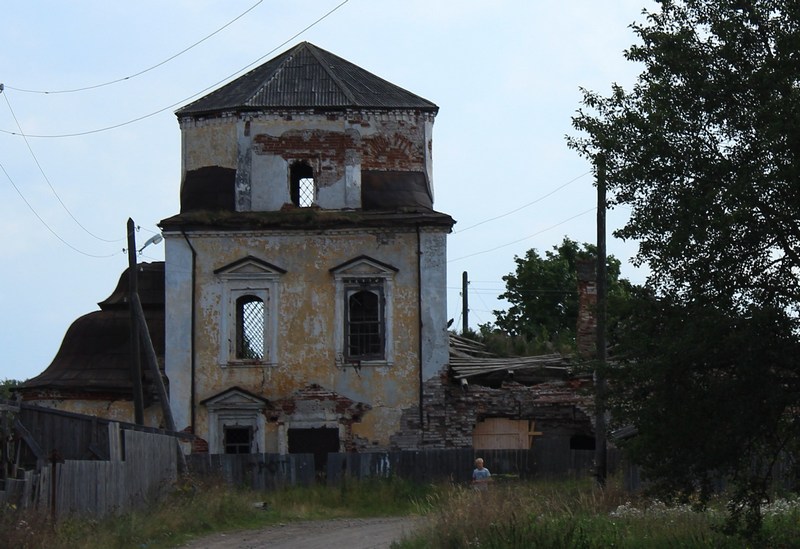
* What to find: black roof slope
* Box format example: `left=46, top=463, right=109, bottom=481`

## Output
left=177, top=42, right=437, bottom=116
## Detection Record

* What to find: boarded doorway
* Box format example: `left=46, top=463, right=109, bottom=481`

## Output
left=472, top=418, right=542, bottom=449
left=288, top=427, right=339, bottom=473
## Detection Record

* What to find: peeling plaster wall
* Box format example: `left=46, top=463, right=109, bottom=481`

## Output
left=165, top=226, right=450, bottom=451
left=180, top=116, right=238, bottom=176
left=170, top=107, right=445, bottom=453
left=179, top=110, right=434, bottom=213
left=419, top=231, right=448, bottom=381
left=165, top=235, right=194, bottom=432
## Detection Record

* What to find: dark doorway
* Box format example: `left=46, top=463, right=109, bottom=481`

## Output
left=288, top=427, right=340, bottom=473
left=570, top=434, right=596, bottom=451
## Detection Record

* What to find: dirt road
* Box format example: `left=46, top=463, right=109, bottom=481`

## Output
left=180, top=516, right=424, bottom=549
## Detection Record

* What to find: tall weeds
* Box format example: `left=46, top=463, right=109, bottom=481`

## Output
left=397, top=478, right=800, bottom=548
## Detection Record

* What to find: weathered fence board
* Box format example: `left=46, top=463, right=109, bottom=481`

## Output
left=325, top=448, right=615, bottom=486
left=0, top=428, right=178, bottom=519
left=186, top=453, right=315, bottom=490
left=52, top=429, right=177, bottom=518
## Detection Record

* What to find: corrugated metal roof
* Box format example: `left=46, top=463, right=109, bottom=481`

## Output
left=177, top=42, right=437, bottom=116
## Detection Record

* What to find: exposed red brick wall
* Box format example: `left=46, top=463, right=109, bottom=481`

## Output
left=390, top=371, right=594, bottom=450
left=253, top=123, right=426, bottom=185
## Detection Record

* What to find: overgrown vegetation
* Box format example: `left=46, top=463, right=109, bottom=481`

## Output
left=3, top=476, right=800, bottom=548
left=0, top=379, right=21, bottom=400
left=0, top=476, right=431, bottom=549
left=398, top=479, right=800, bottom=548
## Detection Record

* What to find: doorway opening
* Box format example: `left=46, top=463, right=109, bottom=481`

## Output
left=288, top=427, right=340, bottom=473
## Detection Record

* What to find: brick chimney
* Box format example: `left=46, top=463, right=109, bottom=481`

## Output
left=576, top=259, right=597, bottom=359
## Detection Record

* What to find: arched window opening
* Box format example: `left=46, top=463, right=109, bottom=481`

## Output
left=346, top=288, right=383, bottom=359
left=290, top=162, right=315, bottom=207
left=236, top=295, right=264, bottom=360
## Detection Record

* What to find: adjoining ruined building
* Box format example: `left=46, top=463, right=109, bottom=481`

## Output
left=159, top=42, right=453, bottom=455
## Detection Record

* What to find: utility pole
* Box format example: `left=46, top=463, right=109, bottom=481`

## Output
left=127, top=218, right=145, bottom=425
left=594, top=154, right=608, bottom=486
left=462, top=271, right=469, bottom=334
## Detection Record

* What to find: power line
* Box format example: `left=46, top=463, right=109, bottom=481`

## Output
left=0, top=160, right=120, bottom=258
left=4, top=1, right=265, bottom=95
left=448, top=207, right=597, bottom=263
left=2, top=90, right=122, bottom=243
left=453, top=171, right=591, bottom=234
left=0, top=0, right=350, bottom=139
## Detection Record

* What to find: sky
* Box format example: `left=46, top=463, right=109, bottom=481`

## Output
left=0, top=0, right=654, bottom=382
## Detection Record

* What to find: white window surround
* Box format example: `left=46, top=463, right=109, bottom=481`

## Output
left=215, top=256, right=285, bottom=367
left=331, top=256, right=397, bottom=367
left=202, top=388, right=267, bottom=454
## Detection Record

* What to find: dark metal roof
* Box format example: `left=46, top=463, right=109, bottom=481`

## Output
left=99, top=261, right=165, bottom=310
left=20, top=263, right=165, bottom=394
left=176, top=42, right=438, bottom=116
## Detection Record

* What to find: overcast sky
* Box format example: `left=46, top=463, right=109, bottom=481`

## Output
left=1, top=0, right=653, bottom=382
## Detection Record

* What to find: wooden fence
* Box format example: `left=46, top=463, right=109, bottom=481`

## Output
left=0, top=425, right=178, bottom=519
left=186, top=453, right=316, bottom=490
left=187, top=445, right=624, bottom=488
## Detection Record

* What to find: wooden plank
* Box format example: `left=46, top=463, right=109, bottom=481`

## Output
left=13, top=418, right=45, bottom=460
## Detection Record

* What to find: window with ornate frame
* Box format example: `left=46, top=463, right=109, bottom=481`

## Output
left=331, top=256, right=397, bottom=366
left=202, top=388, right=267, bottom=454
left=215, top=256, right=285, bottom=367
left=345, top=282, right=384, bottom=360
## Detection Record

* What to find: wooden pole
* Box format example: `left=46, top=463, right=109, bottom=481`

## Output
left=595, top=154, right=608, bottom=486
left=127, top=218, right=145, bottom=425
left=131, top=293, right=175, bottom=432
left=462, top=271, right=469, bottom=335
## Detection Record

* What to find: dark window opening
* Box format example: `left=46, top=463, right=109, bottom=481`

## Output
left=570, top=434, right=596, bottom=451
left=288, top=427, right=339, bottom=473
left=346, top=287, right=384, bottom=360
left=224, top=426, right=252, bottom=454
left=290, top=162, right=315, bottom=207
left=236, top=295, right=264, bottom=360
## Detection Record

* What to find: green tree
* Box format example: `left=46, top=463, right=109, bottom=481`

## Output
left=569, top=0, right=800, bottom=535
left=490, top=237, right=631, bottom=351
left=569, top=0, right=800, bottom=313
left=607, top=294, right=800, bottom=535
left=0, top=379, right=20, bottom=400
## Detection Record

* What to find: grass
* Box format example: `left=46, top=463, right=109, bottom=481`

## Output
left=3, top=475, right=800, bottom=548
left=0, top=475, right=432, bottom=549
left=397, top=478, right=800, bottom=548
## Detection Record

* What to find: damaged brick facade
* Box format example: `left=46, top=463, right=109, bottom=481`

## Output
left=390, top=369, right=594, bottom=452
left=161, top=42, right=453, bottom=455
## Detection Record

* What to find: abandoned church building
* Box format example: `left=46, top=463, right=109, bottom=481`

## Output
left=18, top=42, right=595, bottom=459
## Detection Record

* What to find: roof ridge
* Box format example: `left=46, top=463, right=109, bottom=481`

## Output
left=303, top=42, right=359, bottom=105
left=176, top=41, right=437, bottom=115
